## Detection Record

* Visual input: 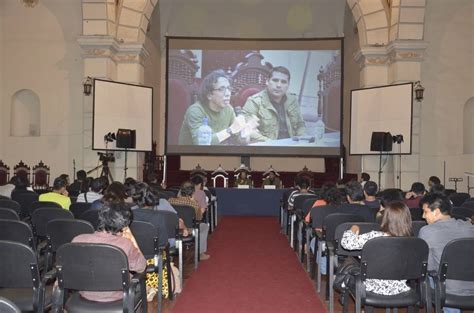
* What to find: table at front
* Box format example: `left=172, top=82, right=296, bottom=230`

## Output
left=215, top=188, right=289, bottom=216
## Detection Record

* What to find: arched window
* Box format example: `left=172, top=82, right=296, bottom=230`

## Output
left=10, top=89, right=41, bottom=137
left=464, top=97, right=474, bottom=154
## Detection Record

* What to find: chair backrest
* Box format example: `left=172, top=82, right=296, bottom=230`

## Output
left=173, top=204, right=196, bottom=228
left=409, top=207, right=423, bottom=221
left=46, top=219, right=94, bottom=252
left=449, top=192, right=471, bottom=207
left=0, top=160, right=10, bottom=186
left=130, top=221, right=159, bottom=259
left=0, top=199, right=21, bottom=215
left=13, top=161, right=30, bottom=183
left=31, top=200, right=61, bottom=214
left=80, top=209, right=100, bottom=230
left=461, top=200, right=474, bottom=210
left=0, top=208, right=20, bottom=220
left=69, top=202, right=92, bottom=218
left=361, top=237, right=428, bottom=280
left=335, top=222, right=381, bottom=256
left=0, top=219, right=36, bottom=250
left=56, top=242, right=129, bottom=291
left=31, top=207, right=74, bottom=237
left=294, top=195, right=319, bottom=215
left=0, top=240, right=40, bottom=289
left=323, top=213, right=365, bottom=242
left=411, top=220, right=427, bottom=237
left=32, top=161, right=50, bottom=190
left=439, top=238, right=474, bottom=282
left=0, top=296, right=21, bottom=313
left=155, top=210, right=179, bottom=239
left=11, top=192, right=38, bottom=217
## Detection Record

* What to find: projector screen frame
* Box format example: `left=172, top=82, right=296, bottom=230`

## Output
left=349, top=82, right=413, bottom=156
left=164, top=36, right=345, bottom=158
left=92, top=78, right=154, bottom=153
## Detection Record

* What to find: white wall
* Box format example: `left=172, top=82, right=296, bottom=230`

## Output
left=0, top=0, right=83, bottom=180
left=419, top=0, right=474, bottom=192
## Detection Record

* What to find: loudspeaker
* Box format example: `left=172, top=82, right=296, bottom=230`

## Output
left=116, top=129, right=136, bottom=149
left=370, top=132, right=392, bottom=152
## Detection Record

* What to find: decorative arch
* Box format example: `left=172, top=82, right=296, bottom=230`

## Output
left=346, top=0, right=390, bottom=46
left=10, top=89, right=41, bottom=137
left=463, top=97, right=474, bottom=154
left=116, top=0, right=157, bottom=43
left=82, top=0, right=116, bottom=37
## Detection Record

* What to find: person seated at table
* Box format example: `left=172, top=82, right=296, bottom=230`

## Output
left=262, top=168, right=282, bottom=189
left=340, top=201, right=413, bottom=295
left=234, top=164, right=253, bottom=187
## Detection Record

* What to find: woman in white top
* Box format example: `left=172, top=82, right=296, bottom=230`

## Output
left=341, top=201, right=413, bottom=295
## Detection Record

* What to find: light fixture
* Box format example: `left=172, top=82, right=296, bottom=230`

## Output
left=414, top=81, right=425, bottom=102
left=83, top=76, right=93, bottom=96
left=21, top=0, right=39, bottom=8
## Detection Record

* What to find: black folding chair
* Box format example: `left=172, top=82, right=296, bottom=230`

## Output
left=349, top=237, right=429, bottom=313
left=461, top=200, right=474, bottom=210
left=0, top=240, right=53, bottom=313
left=448, top=193, right=471, bottom=207
left=80, top=209, right=100, bottom=230
left=173, top=204, right=200, bottom=270
left=0, top=208, right=20, bottom=220
left=12, top=192, right=38, bottom=218
left=409, top=207, right=423, bottom=221
left=0, top=199, right=22, bottom=216
left=412, top=220, right=427, bottom=237
left=31, top=207, right=74, bottom=239
left=130, top=221, right=171, bottom=312
left=450, top=206, right=474, bottom=221
left=44, top=219, right=95, bottom=271
left=0, top=219, right=36, bottom=251
left=429, top=238, right=474, bottom=313
left=55, top=242, right=146, bottom=313
left=30, top=201, right=61, bottom=215
left=69, top=202, right=92, bottom=219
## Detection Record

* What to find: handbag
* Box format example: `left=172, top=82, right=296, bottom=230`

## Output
left=333, top=256, right=360, bottom=293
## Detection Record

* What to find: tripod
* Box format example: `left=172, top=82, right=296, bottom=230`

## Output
left=86, top=159, right=114, bottom=183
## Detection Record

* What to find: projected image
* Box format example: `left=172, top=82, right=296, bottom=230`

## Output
left=166, top=39, right=342, bottom=156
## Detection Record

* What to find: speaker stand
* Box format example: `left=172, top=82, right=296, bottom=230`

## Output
left=123, top=148, right=128, bottom=181
left=378, top=150, right=383, bottom=189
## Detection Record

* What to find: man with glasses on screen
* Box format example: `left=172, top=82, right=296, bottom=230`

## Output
left=178, top=70, right=246, bottom=145
left=243, top=66, right=306, bottom=142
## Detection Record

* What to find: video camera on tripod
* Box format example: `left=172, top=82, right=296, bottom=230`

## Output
left=98, top=152, right=115, bottom=163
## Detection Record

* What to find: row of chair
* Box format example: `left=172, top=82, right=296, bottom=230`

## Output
left=0, top=160, right=51, bottom=189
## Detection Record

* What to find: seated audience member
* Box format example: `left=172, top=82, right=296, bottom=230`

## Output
left=234, top=166, right=252, bottom=187
left=262, top=170, right=282, bottom=189
left=428, top=175, right=441, bottom=189
left=287, top=177, right=314, bottom=211
left=11, top=176, right=37, bottom=200
left=147, top=172, right=164, bottom=190
left=306, top=182, right=340, bottom=224
left=76, top=177, right=106, bottom=203
left=123, top=177, right=137, bottom=203
left=359, top=172, right=370, bottom=187
left=419, top=193, right=474, bottom=310
left=67, top=170, right=89, bottom=197
left=191, top=175, right=208, bottom=214
left=376, top=188, right=404, bottom=222
left=39, top=176, right=71, bottom=209
left=168, top=181, right=210, bottom=260
left=429, top=183, right=446, bottom=195
left=72, top=202, right=146, bottom=302
left=404, top=182, right=425, bottom=208
left=0, top=176, right=18, bottom=198
left=341, top=202, right=413, bottom=295
left=90, top=181, right=128, bottom=211
left=363, top=181, right=380, bottom=210
left=311, top=181, right=377, bottom=231
left=59, top=173, right=70, bottom=186
left=129, top=182, right=171, bottom=301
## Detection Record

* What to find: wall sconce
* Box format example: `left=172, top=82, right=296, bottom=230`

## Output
left=83, top=77, right=93, bottom=96
left=414, top=81, right=425, bottom=102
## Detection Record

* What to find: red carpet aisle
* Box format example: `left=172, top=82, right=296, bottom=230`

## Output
left=172, top=217, right=326, bottom=313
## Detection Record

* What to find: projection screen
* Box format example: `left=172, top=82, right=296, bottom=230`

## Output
left=349, top=83, right=413, bottom=155
left=93, top=79, right=153, bottom=152
left=166, top=37, right=343, bottom=157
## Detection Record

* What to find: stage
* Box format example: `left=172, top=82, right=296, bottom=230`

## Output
left=215, top=188, right=289, bottom=216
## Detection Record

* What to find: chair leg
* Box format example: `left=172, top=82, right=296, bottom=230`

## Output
left=194, top=228, right=199, bottom=269
left=306, top=228, right=311, bottom=273
left=316, top=240, right=322, bottom=293
left=157, top=254, right=163, bottom=313
left=213, top=200, right=218, bottom=227
left=393, top=308, right=398, bottom=313
left=386, top=308, right=391, bottom=313
left=329, top=253, right=335, bottom=313
left=177, top=240, right=183, bottom=288
left=355, top=287, right=361, bottom=313
left=140, top=273, right=147, bottom=313
left=365, top=306, right=373, bottom=313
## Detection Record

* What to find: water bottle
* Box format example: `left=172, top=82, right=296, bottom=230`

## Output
left=314, top=116, right=325, bottom=144
left=197, top=117, right=212, bottom=145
